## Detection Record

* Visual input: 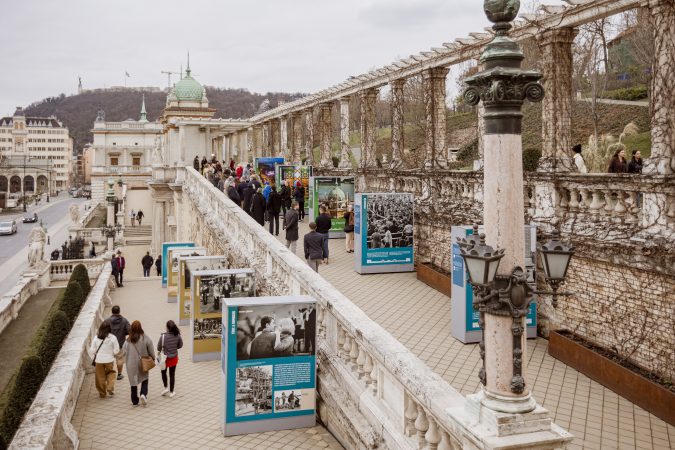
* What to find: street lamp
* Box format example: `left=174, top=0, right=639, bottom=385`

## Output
left=537, top=230, right=575, bottom=308
left=457, top=232, right=505, bottom=287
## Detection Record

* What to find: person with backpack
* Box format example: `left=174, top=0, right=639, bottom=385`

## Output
left=123, top=321, right=155, bottom=406
left=90, top=321, right=120, bottom=398
left=107, top=305, right=130, bottom=380
left=157, top=320, right=183, bottom=398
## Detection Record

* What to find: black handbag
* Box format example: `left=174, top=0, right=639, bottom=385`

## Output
left=92, top=338, right=105, bottom=367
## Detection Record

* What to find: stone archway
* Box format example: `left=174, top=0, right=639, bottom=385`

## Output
left=9, top=176, right=21, bottom=193
left=0, top=176, right=7, bottom=192
left=23, top=175, right=35, bottom=193
left=37, top=175, right=48, bottom=194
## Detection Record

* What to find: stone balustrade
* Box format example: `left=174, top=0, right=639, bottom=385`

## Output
left=9, top=266, right=114, bottom=450
left=0, top=264, right=50, bottom=335
left=50, top=259, right=105, bottom=281
left=182, top=167, right=570, bottom=449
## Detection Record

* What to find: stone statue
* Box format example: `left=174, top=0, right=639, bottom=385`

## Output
left=69, top=203, right=80, bottom=224
left=152, top=135, right=164, bottom=165
left=28, top=226, right=47, bottom=267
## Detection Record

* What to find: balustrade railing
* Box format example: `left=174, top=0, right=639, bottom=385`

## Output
left=50, top=259, right=105, bottom=281
left=182, top=167, right=569, bottom=449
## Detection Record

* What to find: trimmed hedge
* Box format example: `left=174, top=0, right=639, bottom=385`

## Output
left=0, top=265, right=90, bottom=446
left=601, top=85, right=648, bottom=101
left=71, top=264, right=91, bottom=297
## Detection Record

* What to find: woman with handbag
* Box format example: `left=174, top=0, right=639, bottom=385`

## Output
left=89, top=320, right=120, bottom=398
left=157, top=320, right=183, bottom=398
left=343, top=205, right=355, bottom=253
left=122, top=320, right=155, bottom=406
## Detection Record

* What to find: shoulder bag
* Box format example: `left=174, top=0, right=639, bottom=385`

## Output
left=91, top=337, right=105, bottom=367
left=135, top=337, right=156, bottom=372
left=157, top=334, right=167, bottom=370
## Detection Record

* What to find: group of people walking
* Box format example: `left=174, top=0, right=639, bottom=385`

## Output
left=128, top=209, right=145, bottom=227
left=572, top=144, right=643, bottom=174
left=90, top=305, right=183, bottom=406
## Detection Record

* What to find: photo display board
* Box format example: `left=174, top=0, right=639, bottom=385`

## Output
left=450, top=224, right=537, bottom=343
left=167, top=247, right=206, bottom=303
left=354, top=193, right=414, bottom=274
left=161, top=242, right=195, bottom=287
left=308, top=176, right=355, bottom=238
left=178, top=256, right=229, bottom=326
left=275, top=165, right=313, bottom=210
left=222, top=295, right=317, bottom=436
left=191, top=269, right=256, bottom=362
left=254, top=157, right=285, bottom=185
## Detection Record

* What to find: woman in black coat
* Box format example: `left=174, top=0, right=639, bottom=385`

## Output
left=250, top=188, right=266, bottom=226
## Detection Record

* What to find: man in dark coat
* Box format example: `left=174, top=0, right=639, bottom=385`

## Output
left=141, top=252, right=154, bottom=277
left=111, top=255, right=121, bottom=287
left=251, top=188, right=266, bottom=226
left=107, top=305, right=130, bottom=379
left=155, top=255, right=162, bottom=276
left=227, top=181, right=241, bottom=205
left=304, top=222, right=326, bottom=273
left=293, top=181, right=306, bottom=221
left=249, top=316, right=276, bottom=359
left=193, top=156, right=200, bottom=171
left=267, top=186, right=283, bottom=236
left=116, top=250, right=126, bottom=287
left=242, top=183, right=255, bottom=214
left=315, top=205, right=332, bottom=264
left=284, top=201, right=300, bottom=254
left=279, top=180, right=292, bottom=217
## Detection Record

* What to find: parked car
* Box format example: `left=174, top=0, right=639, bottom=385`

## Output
left=0, top=220, right=18, bottom=235
left=23, top=212, right=38, bottom=223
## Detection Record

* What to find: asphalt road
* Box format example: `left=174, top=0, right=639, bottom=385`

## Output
left=0, top=194, right=86, bottom=295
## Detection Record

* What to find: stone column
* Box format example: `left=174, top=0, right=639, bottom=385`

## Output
left=261, top=123, right=269, bottom=157
left=253, top=125, right=263, bottom=160
left=390, top=79, right=405, bottom=169
left=320, top=103, right=333, bottom=167
left=339, top=97, right=353, bottom=168
left=246, top=127, right=254, bottom=163
left=422, top=67, right=450, bottom=169
left=359, top=88, right=378, bottom=169
left=152, top=200, right=165, bottom=255
left=537, top=27, right=577, bottom=172
left=271, top=119, right=280, bottom=157
left=291, top=112, right=303, bottom=164
left=304, top=108, right=314, bottom=165
left=280, top=116, right=289, bottom=161
left=644, top=0, right=674, bottom=175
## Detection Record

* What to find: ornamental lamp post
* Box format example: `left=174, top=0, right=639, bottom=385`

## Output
left=537, top=230, right=575, bottom=308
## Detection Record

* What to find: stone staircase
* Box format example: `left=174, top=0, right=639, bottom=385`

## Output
left=124, top=225, right=152, bottom=246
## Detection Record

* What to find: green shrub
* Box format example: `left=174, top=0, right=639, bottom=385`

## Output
left=456, top=138, right=479, bottom=163
left=601, top=85, right=648, bottom=101
left=59, top=281, right=84, bottom=325
left=35, top=311, right=70, bottom=370
left=71, top=264, right=91, bottom=298
left=522, top=148, right=542, bottom=172
left=0, top=356, right=44, bottom=445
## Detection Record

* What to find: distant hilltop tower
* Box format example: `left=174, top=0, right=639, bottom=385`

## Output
left=78, top=76, right=83, bottom=94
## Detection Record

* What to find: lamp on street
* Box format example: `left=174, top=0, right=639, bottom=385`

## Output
left=537, top=230, right=575, bottom=307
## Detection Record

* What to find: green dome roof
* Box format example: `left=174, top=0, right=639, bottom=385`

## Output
left=174, top=68, right=203, bottom=101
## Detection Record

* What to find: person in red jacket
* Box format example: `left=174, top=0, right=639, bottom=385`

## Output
left=236, top=165, right=244, bottom=179
left=116, top=250, right=126, bottom=287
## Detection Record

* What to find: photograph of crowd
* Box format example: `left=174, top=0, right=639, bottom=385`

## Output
left=278, top=165, right=312, bottom=205
left=366, top=193, right=414, bottom=249
left=274, top=389, right=314, bottom=413
left=193, top=317, right=222, bottom=340
left=315, top=178, right=354, bottom=221
left=235, top=365, right=273, bottom=416
left=198, top=272, right=255, bottom=315
left=236, top=303, right=316, bottom=361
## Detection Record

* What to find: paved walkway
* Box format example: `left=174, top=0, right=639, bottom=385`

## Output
left=276, top=221, right=675, bottom=450
left=71, top=268, right=343, bottom=449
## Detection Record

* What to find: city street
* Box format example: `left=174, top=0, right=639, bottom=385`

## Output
left=0, top=194, right=86, bottom=295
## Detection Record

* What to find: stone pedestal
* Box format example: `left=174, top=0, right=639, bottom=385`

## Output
left=390, top=79, right=405, bottom=169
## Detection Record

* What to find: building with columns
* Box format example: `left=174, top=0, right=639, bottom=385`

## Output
left=0, top=107, right=72, bottom=195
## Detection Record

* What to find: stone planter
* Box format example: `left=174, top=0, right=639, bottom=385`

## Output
left=416, top=263, right=450, bottom=297
left=549, top=330, right=675, bottom=426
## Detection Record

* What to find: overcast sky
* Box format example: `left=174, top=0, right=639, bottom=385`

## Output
left=0, top=0, right=563, bottom=116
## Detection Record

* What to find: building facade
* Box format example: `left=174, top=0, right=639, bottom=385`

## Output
left=0, top=107, right=73, bottom=195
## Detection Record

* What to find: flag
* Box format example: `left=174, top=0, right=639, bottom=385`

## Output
left=125, top=71, right=130, bottom=77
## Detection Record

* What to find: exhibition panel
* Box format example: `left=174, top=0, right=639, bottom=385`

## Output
left=191, top=268, right=256, bottom=362
left=308, top=176, right=355, bottom=238
left=354, top=192, right=414, bottom=274
left=222, top=295, right=317, bottom=436
left=161, top=242, right=195, bottom=287
left=166, top=247, right=206, bottom=303
left=178, top=255, right=229, bottom=325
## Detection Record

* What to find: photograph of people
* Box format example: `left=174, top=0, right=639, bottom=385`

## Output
left=235, top=366, right=273, bottom=416
left=273, top=389, right=315, bottom=413
left=198, top=272, right=255, bottom=314
left=236, top=303, right=316, bottom=360
left=366, top=193, right=414, bottom=249
left=193, top=318, right=222, bottom=340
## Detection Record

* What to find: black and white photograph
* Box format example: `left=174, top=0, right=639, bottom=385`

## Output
left=235, top=365, right=273, bottom=417
left=236, top=303, right=316, bottom=361
left=366, top=193, right=414, bottom=249
left=274, top=389, right=315, bottom=413
left=171, top=249, right=206, bottom=275
left=184, top=258, right=229, bottom=290
left=193, top=317, right=222, bottom=340
left=198, top=272, right=255, bottom=315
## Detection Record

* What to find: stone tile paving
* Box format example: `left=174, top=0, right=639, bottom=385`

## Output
left=71, top=275, right=343, bottom=450
left=278, top=221, right=675, bottom=450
